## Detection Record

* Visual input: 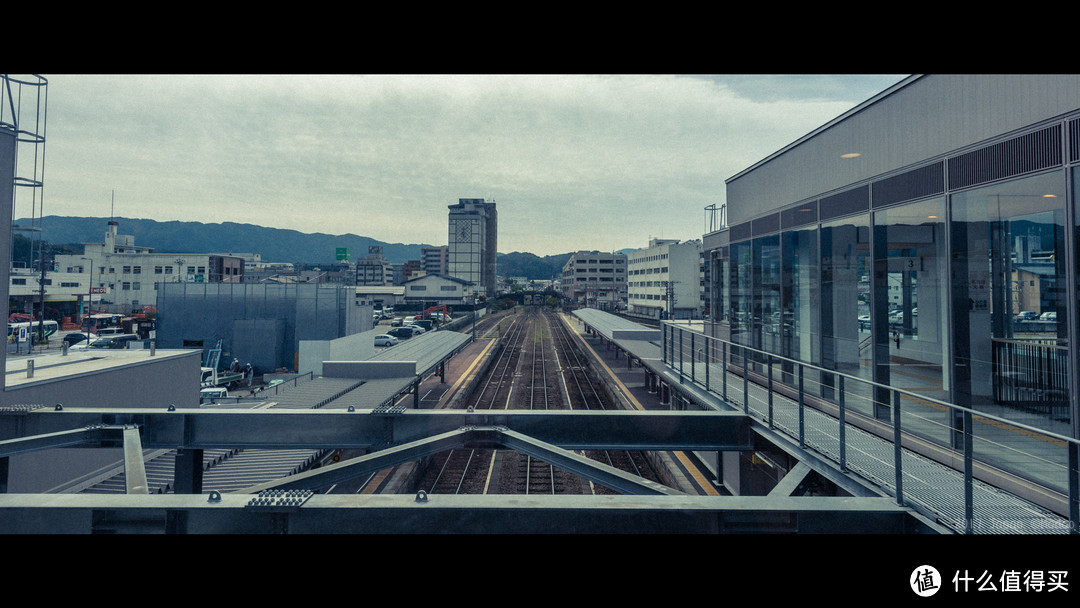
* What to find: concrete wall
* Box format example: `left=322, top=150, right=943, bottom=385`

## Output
left=298, top=329, right=378, bottom=376
left=322, top=360, right=416, bottom=379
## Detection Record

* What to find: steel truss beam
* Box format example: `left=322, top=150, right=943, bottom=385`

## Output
left=0, top=408, right=942, bottom=534
left=0, top=424, right=127, bottom=456
left=240, top=426, right=680, bottom=496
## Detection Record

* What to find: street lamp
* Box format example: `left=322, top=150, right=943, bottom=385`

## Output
left=81, top=257, right=94, bottom=345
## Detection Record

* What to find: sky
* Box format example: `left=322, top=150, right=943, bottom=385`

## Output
left=22, top=74, right=908, bottom=257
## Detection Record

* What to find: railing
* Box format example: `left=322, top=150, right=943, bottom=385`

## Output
left=662, top=322, right=1079, bottom=534
left=992, top=337, right=1069, bottom=420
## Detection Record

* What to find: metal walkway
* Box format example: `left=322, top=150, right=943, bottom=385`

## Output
left=572, top=309, right=1073, bottom=534
left=713, top=369, right=1070, bottom=534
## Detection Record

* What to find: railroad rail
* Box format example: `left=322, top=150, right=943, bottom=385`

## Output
left=419, top=308, right=665, bottom=496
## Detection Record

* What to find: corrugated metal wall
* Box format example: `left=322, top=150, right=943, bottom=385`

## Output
left=156, top=283, right=363, bottom=372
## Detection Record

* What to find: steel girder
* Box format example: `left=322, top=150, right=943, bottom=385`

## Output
left=0, top=408, right=754, bottom=453
left=0, top=492, right=928, bottom=534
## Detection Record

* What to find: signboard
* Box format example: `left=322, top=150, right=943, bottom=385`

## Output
left=336, top=248, right=349, bottom=261
left=90, top=287, right=106, bottom=294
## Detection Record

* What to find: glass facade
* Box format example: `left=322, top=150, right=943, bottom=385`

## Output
left=712, top=169, right=1075, bottom=431
left=707, top=124, right=1080, bottom=494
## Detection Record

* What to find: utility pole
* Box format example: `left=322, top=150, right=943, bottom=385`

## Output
left=666, top=281, right=678, bottom=320
left=36, top=241, right=47, bottom=345
left=81, top=257, right=94, bottom=345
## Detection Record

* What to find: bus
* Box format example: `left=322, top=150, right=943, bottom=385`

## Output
left=81, top=313, right=123, bottom=334
left=7, top=320, right=59, bottom=341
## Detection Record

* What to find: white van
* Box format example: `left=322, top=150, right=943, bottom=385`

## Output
left=200, top=387, right=229, bottom=402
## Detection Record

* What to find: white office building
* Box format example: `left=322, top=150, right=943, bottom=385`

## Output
left=627, top=238, right=703, bottom=320
left=54, top=220, right=244, bottom=315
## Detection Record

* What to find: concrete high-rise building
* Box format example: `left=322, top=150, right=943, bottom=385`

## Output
left=355, top=246, right=394, bottom=286
left=421, top=245, right=448, bottom=275
left=447, top=198, right=497, bottom=301
left=561, top=250, right=627, bottom=311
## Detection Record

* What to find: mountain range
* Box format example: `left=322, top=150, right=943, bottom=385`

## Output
left=20, top=215, right=431, bottom=266
left=17, top=216, right=580, bottom=281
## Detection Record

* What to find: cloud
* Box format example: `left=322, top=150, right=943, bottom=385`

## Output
left=36, top=74, right=907, bottom=257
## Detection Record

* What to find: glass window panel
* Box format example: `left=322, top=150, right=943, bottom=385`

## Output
left=952, top=172, right=1068, bottom=433
left=873, top=197, right=950, bottom=419
left=754, top=234, right=781, bottom=359
left=729, top=241, right=753, bottom=348
left=820, top=215, right=872, bottom=395
left=781, top=225, right=819, bottom=367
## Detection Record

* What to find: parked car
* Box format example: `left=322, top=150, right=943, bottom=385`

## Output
left=407, top=325, right=426, bottom=335
left=82, top=334, right=141, bottom=349
left=63, top=333, right=88, bottom=346
left=390, top=317, right=404, bottom=327
left=1040, top=311, right=1057, bottom=321
left=386, top=327, right=414, bottom=340
left=374, top=334, right=399, bottom=347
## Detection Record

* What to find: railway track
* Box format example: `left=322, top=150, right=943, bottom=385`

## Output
left=418, top=308, right=664, bottom=496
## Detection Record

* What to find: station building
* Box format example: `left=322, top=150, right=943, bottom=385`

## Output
left=703, top=75, right=1080, bottom=481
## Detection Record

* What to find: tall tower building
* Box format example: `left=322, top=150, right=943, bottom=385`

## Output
left=447, top=198, right=497, bottom=301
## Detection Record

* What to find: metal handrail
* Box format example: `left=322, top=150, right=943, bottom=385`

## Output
left=662, top=321, right=1079, bottom=534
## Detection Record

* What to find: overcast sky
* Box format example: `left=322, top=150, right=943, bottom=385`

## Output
left=29, top=74, right=908, bottom=257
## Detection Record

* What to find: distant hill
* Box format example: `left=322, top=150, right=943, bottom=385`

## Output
left=497, top=249, right=637, bottom=282
left=496, top=251, right=571, bottom=282
left=19, top=216, right=432, bottom=265
left=21, top=216, right=628, bottom=278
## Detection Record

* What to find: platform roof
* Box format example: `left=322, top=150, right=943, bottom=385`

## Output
left=369, top=330, right=472, bottom=378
